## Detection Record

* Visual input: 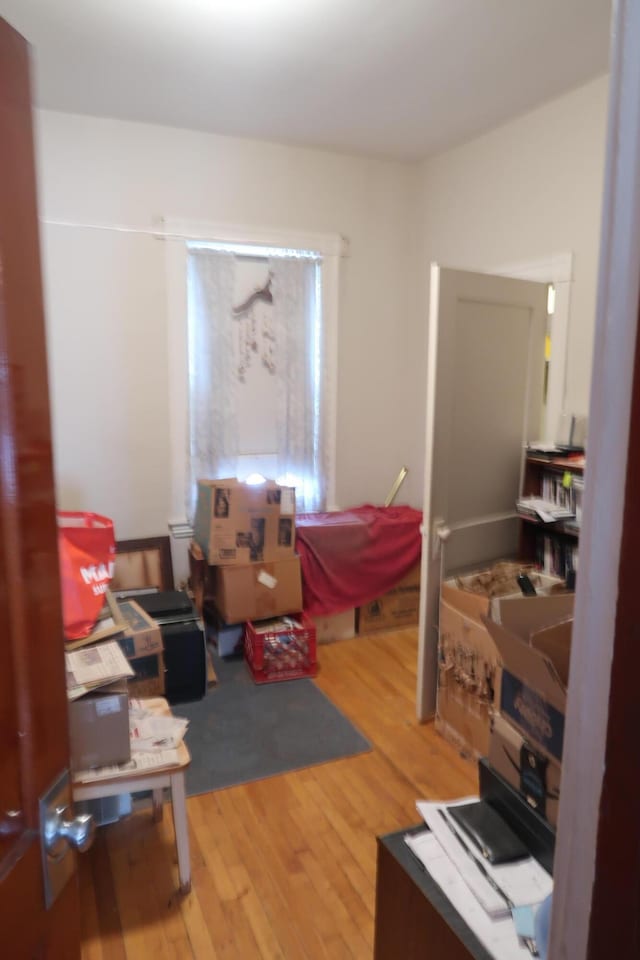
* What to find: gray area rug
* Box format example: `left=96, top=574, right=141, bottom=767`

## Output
left=175, top=648, right=371, bottom=797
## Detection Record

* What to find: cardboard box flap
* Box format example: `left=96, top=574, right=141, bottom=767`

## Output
left=484, top=617, right=567, bottom=713
left=530, top=619, right=573, bottom=687
left=492, top=593, right=574, bottom=637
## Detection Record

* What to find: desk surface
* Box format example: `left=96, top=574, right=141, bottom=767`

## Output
left=377, top=826, right=493, bottom=960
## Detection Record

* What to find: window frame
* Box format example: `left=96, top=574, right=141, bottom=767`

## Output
left=164, top=219, right=345, bottom=535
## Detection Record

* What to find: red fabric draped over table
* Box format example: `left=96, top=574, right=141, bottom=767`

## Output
left=295, top=505, right=422, bottom=617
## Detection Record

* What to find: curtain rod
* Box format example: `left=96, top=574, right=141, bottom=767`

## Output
left=41, top=218, right=350, bottom=257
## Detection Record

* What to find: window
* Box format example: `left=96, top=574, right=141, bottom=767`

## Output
left=164, top=221, right=343, bottom=529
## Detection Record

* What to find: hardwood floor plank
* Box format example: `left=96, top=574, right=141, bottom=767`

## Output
left=81, top=628, right=477, bottom=958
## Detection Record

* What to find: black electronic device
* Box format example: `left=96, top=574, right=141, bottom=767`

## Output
left=517, top=574, right=537, bottom=597
left=137, top=590, right=207, bottom=704
left=448, top=800, right=528, bottom=864
left=479, top=758, right=555, bottom=875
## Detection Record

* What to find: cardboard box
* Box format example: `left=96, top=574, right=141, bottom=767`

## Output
left=435, top=566, right=570, bottom=759
left=312, top=608, right=356, bottom=645
left=489, top=713, right=561, bottom=826
left=128, top=651, right=166, bottom=697
left=357, top=563, right=421, bottom=633
left=213, top=555, right=303, bottom=624
left=484, top=595, right=574, bottom=763
left=68, top=681, right=130, bottom=772
left=435, top=598, right=500, bottom=758
left=112, top=598, right=163, bottom=659
left=193, top=479, right=296, bottom=566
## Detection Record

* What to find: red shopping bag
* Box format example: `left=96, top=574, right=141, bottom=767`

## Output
left=57, top=512, right=116, bottom=640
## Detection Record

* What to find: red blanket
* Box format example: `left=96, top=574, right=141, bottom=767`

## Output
left=295, top=505, right=422, bottom=616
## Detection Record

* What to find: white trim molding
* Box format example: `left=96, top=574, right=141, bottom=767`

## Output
left=164, top=218, right=342, bottom=527
left=156, top=216, right=349, bottom=258
left=550, top=2, right=640, bottom=957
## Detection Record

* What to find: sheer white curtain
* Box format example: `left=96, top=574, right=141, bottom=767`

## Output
left=186, top=248, right=236, bottom=520
left=270, top=256, right=325, bottom=512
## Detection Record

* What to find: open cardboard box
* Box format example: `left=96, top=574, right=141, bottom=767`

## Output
left=484, top=593, right=574, bottom=764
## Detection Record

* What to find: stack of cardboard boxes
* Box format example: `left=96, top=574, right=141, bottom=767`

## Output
left=66, top=592, right=165, bottom=773
left=435, top=562, right=574, bottom=829
left=190, top=478, right=316, bottom=680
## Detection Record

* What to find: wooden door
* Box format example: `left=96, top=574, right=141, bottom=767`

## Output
left=0, top=18, right=81, bottom=958
left=417, top=265, right=548, bottom=719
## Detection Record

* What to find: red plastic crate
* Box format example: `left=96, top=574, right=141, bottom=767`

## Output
left=244, top=613, right=318, bottom=684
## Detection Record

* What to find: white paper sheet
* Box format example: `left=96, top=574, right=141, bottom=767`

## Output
left=73, top=748, right=180, bottom=783
left=405, top=831, right=532, bottom=960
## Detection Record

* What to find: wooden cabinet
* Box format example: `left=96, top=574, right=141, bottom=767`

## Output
left=518, top=454, right=584, bottom=580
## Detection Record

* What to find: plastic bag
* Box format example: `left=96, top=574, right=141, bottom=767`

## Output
left=57, top=511, right=115, bottom=640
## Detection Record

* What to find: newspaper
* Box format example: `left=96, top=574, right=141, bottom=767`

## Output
left=65, top=639, right=134, bottom=699
left=129, top=709, right=189, bottom=751
left=73, top=748, right=181, bottom=783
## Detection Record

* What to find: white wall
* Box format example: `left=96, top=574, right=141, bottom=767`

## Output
left=36, top=111, right=419, bottom=539
left=409, top=76, right=609, bottom=476
left=36, top=75, right=609, bottom=544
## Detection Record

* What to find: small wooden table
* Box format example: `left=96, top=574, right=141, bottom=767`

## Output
left=72, top=698, right=192, bottom=894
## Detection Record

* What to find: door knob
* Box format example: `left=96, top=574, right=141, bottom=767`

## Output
left=44, top=806, right=95, bottom=861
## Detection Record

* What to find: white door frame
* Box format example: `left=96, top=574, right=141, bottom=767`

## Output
left=487, top=252, right=573, bottom=444
left=549, top=2, right=640, bottom=956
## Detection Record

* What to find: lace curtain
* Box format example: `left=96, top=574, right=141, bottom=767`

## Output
left=186, top=248, right=236, bottom=520
left=270, top=257, right=325, bottom=512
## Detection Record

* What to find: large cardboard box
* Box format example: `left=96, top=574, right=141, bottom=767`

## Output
left=213, top=555, right=303, bottom=625
left=435, top=566, right=570, bottom=759
left=357, top=563, right=421, bottom=633
left=68, top=681, right=130, bottom=772
left=194, top=479, right=296, bottom=566
left=312, top=608, right=356, bottom=645
left=489, top=713, right=561, bottom=827
left=484, top=595, right=574, bottom=764
left=435, top=598, right=500, bottom=757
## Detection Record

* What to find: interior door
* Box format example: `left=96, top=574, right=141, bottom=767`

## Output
left=417, top=265, right=548, bottom=720
left=0, top=18, right=82, bottom=957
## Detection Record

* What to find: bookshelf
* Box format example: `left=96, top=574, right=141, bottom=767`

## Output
left=518, top=453, right=584, bottom=579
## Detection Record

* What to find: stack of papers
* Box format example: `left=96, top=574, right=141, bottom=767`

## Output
left=129, top=700, right=189, bottom=751
left=73, top=748, right=181, bottom=783
left=516, top=496, right=575, bottom=523
left=406, top=798, right=553, bottom=959
left=65, top=640, right=134, bottom=700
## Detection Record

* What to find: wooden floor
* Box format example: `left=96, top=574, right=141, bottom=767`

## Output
left=79, top=627, right=476, bottom=959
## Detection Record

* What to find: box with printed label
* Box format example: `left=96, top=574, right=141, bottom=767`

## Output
left=357, top=563, right=421, bottom=633
left=193, top=478, right=296, bottom=566
left=112, top=597, right=163, bottom=659
left=484, top=594, right=574, bottom=763
left=213, top=555, right=303, bottom=625
left=68, top=680, right=130, bottom=772
left=489, top=713, right=561, bottom=827
left=435, top=564, right=570, bottom=759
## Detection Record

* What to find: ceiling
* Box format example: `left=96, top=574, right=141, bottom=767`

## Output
left=1, top=0, right=612, bottom=162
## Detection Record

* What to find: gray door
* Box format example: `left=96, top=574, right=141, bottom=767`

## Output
left=417, top=265, right=548, bottom=719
